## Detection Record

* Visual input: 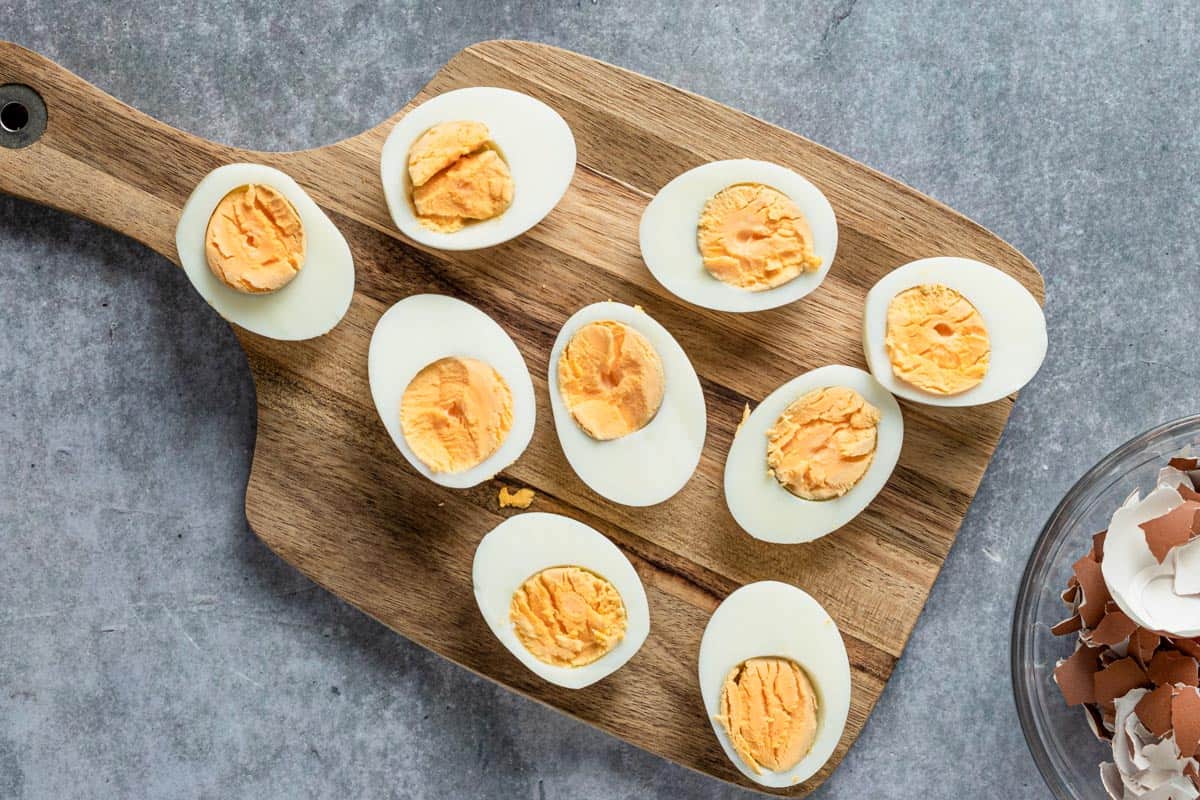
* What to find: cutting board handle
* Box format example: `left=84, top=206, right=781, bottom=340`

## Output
left=0, top=41, right=227, bottom=263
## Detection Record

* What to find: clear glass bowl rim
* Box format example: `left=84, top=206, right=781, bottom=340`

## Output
left=1010, top=412, right=1200, bottom=799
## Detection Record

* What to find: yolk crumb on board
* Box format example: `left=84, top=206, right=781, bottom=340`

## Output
left=498, top=486, right=535, bottom=509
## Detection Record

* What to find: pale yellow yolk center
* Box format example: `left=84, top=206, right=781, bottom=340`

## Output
left=697, top=183, right=821, bottom=291
left=509, top=566, right=627, bottom=667
left=884, top=283, right=990, bottom=395
left=204, top=183, right=306, bottom=294
left=766, top=386, right=880, bottom=501
left=717, top=657, right=819, bottom=775
left=407, top=120, right=514, bottom=233
left=557, top=320, right=665, bottom=441
left=399, top=356, right=513, bottom=474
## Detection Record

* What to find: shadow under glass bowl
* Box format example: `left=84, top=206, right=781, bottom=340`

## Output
left=1012, top=414, right=1200, bottom=799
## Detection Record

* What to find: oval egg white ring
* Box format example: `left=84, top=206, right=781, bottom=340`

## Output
left=725, top=365, right=902, bottom=544
left=639, top=159, right=837, bottom=312
left=472, top=512, right=651, bottom=689
left=175, top=163, right=355, bottom=341
left=698, top=581, right=851, bottom=789
left=862, top=256, right=1047, bottom=407
left=548, top=302, right=707, bottom=507
left=367, top=294, right=535, bottom=489
left=380, top=87, right=577, bottom=251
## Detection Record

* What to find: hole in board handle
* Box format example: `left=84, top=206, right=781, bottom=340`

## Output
left=0, top=84, right=46, bottom=148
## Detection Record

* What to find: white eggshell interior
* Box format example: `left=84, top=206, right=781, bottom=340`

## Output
left=1102, top=470, right=1200, bottom=638
left=862, top=256, right=1047, bottom=407
left=724, top=365, right=903, bottom=544
left=367, top=294, right=535, bottom=489
left=698, top=581, right=851, bottom=789
left=380, top=87, right=577, bottom=251
left=472, top=512, right=651, bottom=689
left=638, top=159, right=838, bottom=312
left=175, top=163, right=355, bottom=341
left=548, top=302, right=707, bottom=506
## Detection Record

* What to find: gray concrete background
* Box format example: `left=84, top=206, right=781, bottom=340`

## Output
left=1, top=1, right=1197, bottom=798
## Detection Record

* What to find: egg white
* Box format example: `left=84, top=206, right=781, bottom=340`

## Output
left=548, top=302, right=707, bottom=507
left=174, top=163, right=355, bottom=341
left=472, top=512, right=651, bottom=689
left=379, top=87, right=577, bottom=251
left=367, top=294, right=535, bottom=489
left=862, top=256, right=1047, bottom=407
left=638, top=159, right=837, bottom=312
left=698, top=581, right=851, bottom=789
left=724, top=365, right=902, bottom=544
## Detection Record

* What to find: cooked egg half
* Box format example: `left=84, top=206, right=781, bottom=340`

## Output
left=639, top=160, right=837, bottom=312
left=368, top=294, right=535, bottom=488
left=548, top=302, right=707, bottom=506
left=863, top=257, right=1047, bottom=406
left=725, top=365, right=902, bottom=543
left=380, top=87, right=576, bottom=250
left=175, top=163, right=355, bottom=340
left=699, top=581, right=851, bottom=788
left=472, top=512, right=650, bottom=689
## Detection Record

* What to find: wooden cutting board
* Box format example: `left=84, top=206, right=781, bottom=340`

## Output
left=0, top=40, right=1042, bottom=795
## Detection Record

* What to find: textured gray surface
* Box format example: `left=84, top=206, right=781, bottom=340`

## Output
left=2, top=2, right=1197, bottom=798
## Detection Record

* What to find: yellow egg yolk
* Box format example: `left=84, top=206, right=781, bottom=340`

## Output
left=498, top=486, right=535, bottom=509
left=407, top=121, right=514, bottom=233
left=509, top=566, right=627, bottom=667
left=766, top=386, right=880, bottom=501
left=399, top=356, right=513, bottom=474
left=697, top=183, right=821, bottom=291
left=557, top=320, right=665, bottom=441
left=884, top=283, right=990, bottom=395
left=204, top=184, right=306, bottom=294
left=718, top=657, right=819, bottom=775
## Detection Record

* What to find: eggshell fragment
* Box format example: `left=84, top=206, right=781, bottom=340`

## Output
left=1054, top=644, right=1104, bottom=706
left=1089, top=604, right=1137, bottom=647
left=1102, top=474, right=1200, bottom=638
left=1094, top=657, right=1149, bottom=711
left=1176, top=539, right=1200, bottom=596
left=1147, top=651, right=1199, bottom=688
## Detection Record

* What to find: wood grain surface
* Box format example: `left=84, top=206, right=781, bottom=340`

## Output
left=0, top=39, right=1042, bottom=795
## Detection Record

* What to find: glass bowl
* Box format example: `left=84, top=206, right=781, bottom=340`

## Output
left=1012, top=414, right=1200, bottom=798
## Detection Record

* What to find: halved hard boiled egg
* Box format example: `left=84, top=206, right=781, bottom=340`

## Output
left=380, top=87, right=576, bottom=250
left=548, top=302, right=707, bottom=506
left=175, top=163, right=355, bottom=340
left=472, top=512, right=650, bottom=689
left=725, top=365, right=902, bottom=543
left=699, top=581, right=851, bottom=788
left=639, top=159, right=837, bottom=312
left=863, top=257, right=1047, bottom=406
left=367, top=294, right=535, bottom=488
